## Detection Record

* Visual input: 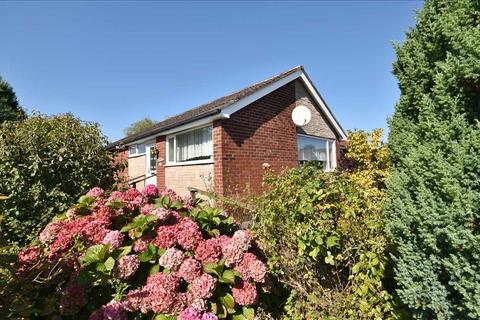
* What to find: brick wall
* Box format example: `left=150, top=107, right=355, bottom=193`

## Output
left=214, top=81, right=298, bottom=196
left=156, top=136, right=166, bottom=188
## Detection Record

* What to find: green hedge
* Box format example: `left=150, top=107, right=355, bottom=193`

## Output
left=0, top=113, right=122, bottom=245
left=251, top=130, right=400, bottom=319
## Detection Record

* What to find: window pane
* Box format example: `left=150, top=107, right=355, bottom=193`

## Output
left=137, top=144, right=146, bottom=154
left=297, top=136, right=327, bottom=161
left=175, top=126, right=213, bottom=162
left=329, top=141, right=336, bottom=169
left=150, top=147, right=157, bottom=172
left=297, top=135, right=332, bottom=169
left=129, top=145, right=137, bottom=156
left=168, top=137, right=175, bottom=162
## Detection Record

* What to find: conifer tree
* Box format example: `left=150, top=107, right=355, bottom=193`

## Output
left=387, top=0, right=480, bottom=319
left=0, top=76, right=26, bottom=122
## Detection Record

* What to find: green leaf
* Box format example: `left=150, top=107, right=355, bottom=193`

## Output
left=203, top=262, right=223, bottom=277
left=220, top=269, right=236, bottom=284
left=111, top=246, right=132, bottom=260
left=104, top=257, right=115, bottom=271
left=149, top=264, right=160, bottom=275
left=326, top=235, right=339, bottom=248
left=242, top=307, right=255, bottom=320
left=77, top=265, right=97, bottom=285
left=82, top=244, right=109, bottom=266
left=138, top=250, right=154, bottom=262
left=219, top=293, right=235, bottom=310
left=324, top=252, right=335, bottom=265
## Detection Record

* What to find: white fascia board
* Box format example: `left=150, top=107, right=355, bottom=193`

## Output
left=298, top=74, right=347, bottom=140
left=124, top=114, right=229, bottom=146
left=220, top=70, right=303, bottom=117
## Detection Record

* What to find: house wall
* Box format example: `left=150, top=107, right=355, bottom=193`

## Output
left=156, top=136, right=166, bottom=188
left=294, top=79, right=337, bottom=139
left=128, top=155, right=146, bottom=189
left=165, top=164, right=214, bottom=196
left=214, top=81, right=298, bottom=196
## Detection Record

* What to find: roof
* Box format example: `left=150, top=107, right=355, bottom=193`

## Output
left=107, top=65, right=346, bottom=149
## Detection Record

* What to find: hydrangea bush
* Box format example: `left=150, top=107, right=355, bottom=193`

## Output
left=6, top=185, right=267, bottom=320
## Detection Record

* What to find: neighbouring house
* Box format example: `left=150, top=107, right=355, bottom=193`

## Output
left=108, top=66, right=347, bottom=197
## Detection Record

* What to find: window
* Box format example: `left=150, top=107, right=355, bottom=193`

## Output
left=128, top=143, right=148, bottom=157
left=167, top=126, right=213, bottom=164
left=297, top=135, right=336, bottom=170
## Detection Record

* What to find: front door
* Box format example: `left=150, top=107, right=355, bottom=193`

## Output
left=145, top=144, right=157, bottom=186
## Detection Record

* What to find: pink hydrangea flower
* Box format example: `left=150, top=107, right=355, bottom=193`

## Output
left=190, top=273, right=217, bottom=299
left=144, top=272, right=182, bottom=314
left=133, top=236, right=152, bottom=253
left=178, top=307, right=202, bottom=320
left=187, top=294, right=207, bottom=312
left=90, top=300, right=128, bottom=320
left=124, top=289, right=149, bottom=313
left=151, top=207, right=171, bottom=221
left=115, top=255, right=140, bottom=279
left=49, top=214, right=111, bottom=257
left=159, top=248, right=185, bottom=270
left=141, top=203, right=154, bottom=215
left=234, top=252, right=267, bottom=283
left=195, top=238, right=222, bottom=263
left=177, top=218, right=203, bottom=251
left=102, top=230, right=124, bottom=251
left=87, top=187, right=105, bottom=198
left=122, top=188, right=143, bottom=201
left=103, top=300, right=128, bottom=320
left=18, top=246, right=41, bottom=265
left=142, top=184, right=158, bottom=197
left=222, top=230, right=253, bottom=266
left=59, top=276, right=87, bottom=315
left=66, top=208, right=77, bottom=220
left=178, top=257, right=202, bottom=282
left=39, top=221, right=64, bottom=244
left=153, top=224, right=178, bottom=248
left=202, top=313, right=218, bottom=320
left=232, top=281, right=258, bottom=306
left=107, top=191, right=123, bottom=202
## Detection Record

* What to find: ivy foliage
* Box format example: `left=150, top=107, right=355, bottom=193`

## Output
left=252, top=130, right=400, bottom=319
left=386, top=0, right=480, bottom=319
left=0, top=113, right=122, bottom=245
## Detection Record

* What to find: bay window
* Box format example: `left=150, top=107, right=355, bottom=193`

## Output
left=167, top=126, right=213, bottom=164
left=297, top=134, right=336, bottom=170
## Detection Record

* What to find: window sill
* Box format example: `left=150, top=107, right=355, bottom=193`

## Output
left=128, top=153, right=146, bottom=159
left=165, top=160, right=214, bottom=167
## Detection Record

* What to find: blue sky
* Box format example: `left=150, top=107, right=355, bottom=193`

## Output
left=0, top=1, right=423, bottom=142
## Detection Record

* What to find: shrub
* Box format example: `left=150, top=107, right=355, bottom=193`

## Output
left=0, top=113, right=122, bottom=245
left=1, top=185, right=267, bottom=320
left=386, top=0, right=480, bottom=318
left=251, top=130, right=400, bottom=319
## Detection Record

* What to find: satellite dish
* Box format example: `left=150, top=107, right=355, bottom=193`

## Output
left=291, top=105, right=311, bottom=126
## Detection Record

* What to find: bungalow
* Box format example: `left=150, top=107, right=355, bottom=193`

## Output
left=108, top=66, right=347, bottom=197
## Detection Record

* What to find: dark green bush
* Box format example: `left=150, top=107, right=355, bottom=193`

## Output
left=0, top=113, right=122, bottom=245
left=251, top=130, right=400, bottom=319
left=387, top=0, right=480, bottom=318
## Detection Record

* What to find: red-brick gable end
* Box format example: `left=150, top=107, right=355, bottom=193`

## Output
left=213, top=81, right=297, bottom=196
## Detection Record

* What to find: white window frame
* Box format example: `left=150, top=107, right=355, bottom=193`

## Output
left=128, top=143, right=147, bottom=158
left=297, top=133, right=337, bottom=171
left=166, top=125, right=214, bottom=166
